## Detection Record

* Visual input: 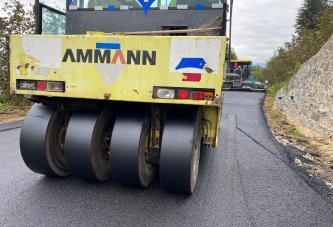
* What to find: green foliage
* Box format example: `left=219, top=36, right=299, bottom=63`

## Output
left=265, top=5, right=333, bottom=94
left=284, top=124, right=301, bottom=136
left=316, top=7, right=333, bottom=42
left=294, top=129, right=301, bottom=136
left=296, top=0, right=332, bottom=30
left=251, top=65, right=265, bottom=83
left=0, top=103, right=8, bottom=111
left=0, top=0, right=35, bottom=106
left=226, top=45, right=238, bottom=60
left=266, top=82, right=288, bottom=96
left=270, top=111, right=283, bottom=119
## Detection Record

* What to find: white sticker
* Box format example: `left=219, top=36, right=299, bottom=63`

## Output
left=95, top=64, right=126, bottom=86
left=212, top=3, right=223, bottom=8
left=177, top=5, right=188, bottom=9
left=34, top=67, right=50, bottom=75
left=169, top=38, right=221, bottom=74
left=22, top=37, right=62, bottom=68
left=95, top=38, right=125, bottom=86
left=94, top=6, right=103, bottom=10
left=69, top=5, right=78, bottom=10
left=120, top=5, right=129, bottom=10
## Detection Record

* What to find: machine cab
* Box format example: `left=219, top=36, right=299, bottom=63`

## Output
left=37, top=0, right=227, bottom=35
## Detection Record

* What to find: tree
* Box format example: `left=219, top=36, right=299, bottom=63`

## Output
left=251, top=65, right=265, bottom=82
left=0, top=0, right=35, bottom=105
left=226, top=45, right=238, bottom=60
left=296, top=0, right=332, bottom=30
left=262, top=1, right=333, bottom=95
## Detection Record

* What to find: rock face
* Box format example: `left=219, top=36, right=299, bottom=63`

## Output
left=274, top=34, right=333, bottom=139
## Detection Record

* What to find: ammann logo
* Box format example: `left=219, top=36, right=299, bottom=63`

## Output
left=62, top=42, right=156, bottom=65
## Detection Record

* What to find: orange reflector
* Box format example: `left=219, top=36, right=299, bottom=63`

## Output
left=204, top=92, right=214, bottom=101
left=191, top=91, right=213, bottom=100
left=178, top=90, right=188, bottom=99
left=37, top=81, right=46, bottom=90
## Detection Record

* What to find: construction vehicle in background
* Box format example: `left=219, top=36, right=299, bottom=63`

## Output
left=10, top=0, right=229, bottom=194
left=223, top=60, right=265, bottom=92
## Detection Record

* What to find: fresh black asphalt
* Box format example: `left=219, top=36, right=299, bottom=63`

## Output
left=1, top=91, right=332, bottom=226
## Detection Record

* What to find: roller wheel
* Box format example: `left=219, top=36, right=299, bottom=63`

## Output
left=109, top=107, right=156, bottom=187
left=20, top=103, right=70, bottom=177
left=64, top=107, right=116, bottom=181
left=160, top=106, right=202, bottom=194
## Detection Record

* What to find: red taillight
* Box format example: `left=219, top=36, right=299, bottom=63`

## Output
left=191, top=91, right=214, bottom=100
left=154, top=87, right=214, bottom=100
left=178, top=90, right=188, bottom=99
left=191, top=91, right=205, bottom=100
left=37, top=81, right=46, bottom=90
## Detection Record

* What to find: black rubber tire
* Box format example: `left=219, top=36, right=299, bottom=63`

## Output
left=160, top=106, right=202, bottom=194
left=109, top=107, right=156, bottom=187
left=64, top=107, right=116, bottom=182
left=20, top=103, right=70, bottom=177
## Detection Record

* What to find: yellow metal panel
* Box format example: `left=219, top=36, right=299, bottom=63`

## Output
left=230, top=59, right=252, bottom=63
left=202, top=106, right=221, bottom=148
left=10, top=34, right=226, bottom=106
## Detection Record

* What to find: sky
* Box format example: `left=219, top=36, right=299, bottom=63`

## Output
left=231, top=0, right=303, bottom=63
left=0, top=0, right=303, bottom=63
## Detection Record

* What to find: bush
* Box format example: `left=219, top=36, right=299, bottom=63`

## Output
left=0, top=0, right=34, bottom=106
left=263, top=5, right=333, bottom=97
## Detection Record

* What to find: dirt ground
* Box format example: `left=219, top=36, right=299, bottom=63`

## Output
left=1, top=96, right=333, bottom=190
left=263, top=95, right=333, bottom=190
left=0, top=105, right=31, bottom=124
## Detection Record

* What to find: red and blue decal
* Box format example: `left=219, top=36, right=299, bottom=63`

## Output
left=175, top=58, right=207, bottom=82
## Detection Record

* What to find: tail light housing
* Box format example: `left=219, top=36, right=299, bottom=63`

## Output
left=17, top=80, right=65, bottom=92
left=191, top=91, right=213, bottom=100
left=154, top=87, right=214, bottom=101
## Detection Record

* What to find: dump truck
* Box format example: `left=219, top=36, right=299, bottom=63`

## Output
left=223, top=60, right=265, bottom=92
left=10, top=0, right=229, bottom=194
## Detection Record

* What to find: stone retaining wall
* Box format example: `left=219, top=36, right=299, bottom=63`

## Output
left=274, top=34, right=333, bottom=139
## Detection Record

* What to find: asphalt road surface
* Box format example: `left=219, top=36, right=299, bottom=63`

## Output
left=1, top=91, right=333, bottom=226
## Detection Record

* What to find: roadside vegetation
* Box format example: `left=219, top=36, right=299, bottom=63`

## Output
left=253, top=0, right=333, bottom=96
left=0, top=103, right=8, bottom=112
left=251, top=65, right=265, bottom=83
left=259, top=0, right=333, bottom=179
left=264, top=96, right=303, bottom=138
left=226, top=45, right=238, bottom=60
left=0, top=0, right=34, bottom=107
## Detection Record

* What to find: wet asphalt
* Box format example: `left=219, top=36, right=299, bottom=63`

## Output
left=1, top=91, right=333, bottom=226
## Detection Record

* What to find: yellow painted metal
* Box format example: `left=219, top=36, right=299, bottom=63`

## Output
left=86, top=31, right=105, bottom=35
left=201, top=106, right=221, bottom=148
left=10, top=34, right=226, bottom=104
left=10, top=34, right=226, bottom=148
left=230, top=59, right=252, bottom=63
